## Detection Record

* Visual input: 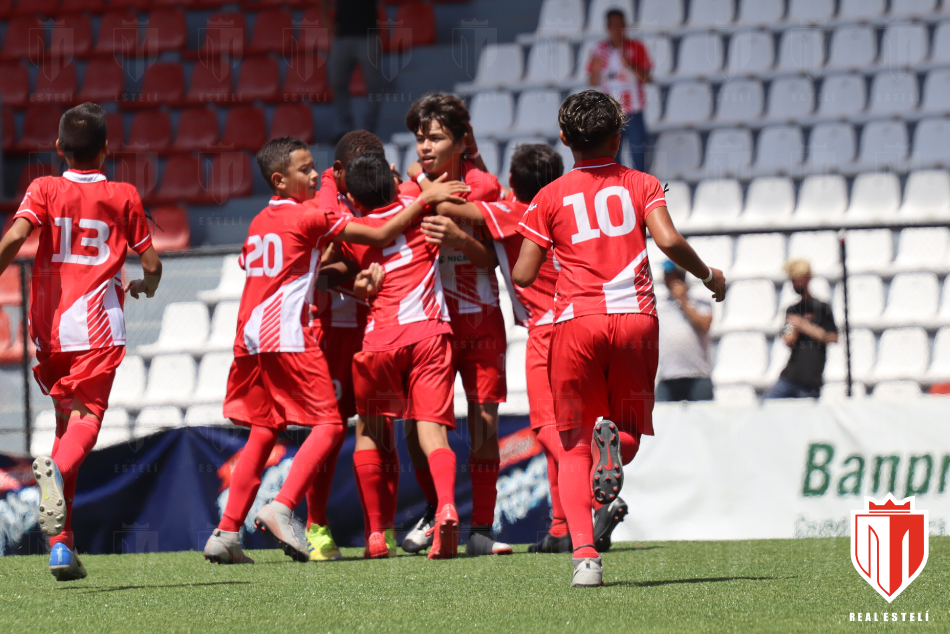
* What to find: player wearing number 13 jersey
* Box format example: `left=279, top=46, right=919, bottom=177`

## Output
left=514, top=91, right=726, bottom=587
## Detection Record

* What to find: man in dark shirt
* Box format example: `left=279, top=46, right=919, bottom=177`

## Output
left=328, top=0, right=387, bottom=137
left=765, top=259, right=838, bottom=399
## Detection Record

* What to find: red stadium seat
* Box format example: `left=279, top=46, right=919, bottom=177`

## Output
left=13, top=0, right=58, bottom=17
left=105, top=112, right=124, bottom=151
left=147, top=205, right=191, bottom=252
left=127, top=62, right=184, bottom=109
left=143, top=7, right=187, bottom=54
left=33, top=62, right=78, bottom=105
left=113, top=151, right=158, bottom=200
left=394, top=2, right=436, bottom=49
left=1, top=108, right=14, bottom=152
left=186, top=63, right=232, bottom=104
left=92, top=11, right=142, bottom=58
left=59, top=0, right=106, bottom=14
left=171, top=107, right=219, bottom=153
left=77, top=57, right=126, bottom=103
left=108, top=0, right=149, bottom=10
left=193, top=12, right=246, bottom=59
left=298, top=7, right=331, bottom=53
left=14, top=105, right=62, bottom=153
left=152, top=154, right=204, bottom=204
left=221, top=106, right=266, bottom=152
left=127, top=109, right=172, bottom=153
left=247, top=8, right=293, bottom=55
left=0, top=62, right=29, bottom=107
left=205, top=152, right=252, bottom=203
left=269, top=103, right=313, bottom=143
left=0, top=268, right=22, bottom=306
left=50, top=14, right=93, bottom=58
left=282, top=54, right=330, bottom=102
left=235, top=56, right=279, bottom=102
left=1, top=16, right=45, bottom=61
left=0, top=0, right=12, bottom=18
left=243, top=0, right=309, bottom=9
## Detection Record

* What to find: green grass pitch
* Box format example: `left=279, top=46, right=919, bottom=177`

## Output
left=1, top=538, right=947, bottom=633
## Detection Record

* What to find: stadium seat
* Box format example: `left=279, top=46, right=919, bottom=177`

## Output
left=868, top=72, right=918, bottom=116
left=152, top=154, right=203, bottom=204
left=184, top=404, right=228, bottom=426
left=806, top=123, right=855, bottom=172
left=726, top=30, right=774, bottom=76
left=0, top=267, right=22, bottom=306
left=911, top=119, right=950, bottom=168
left=713, top=384, right=759, bottom=404
left=195, top=12, right=246, bottom=60
left=787, top=0, right=834, bottom=22
left=663, top=81, right=712, bottom=126
left=77, top=57, right=125, bottom=103
left=191, top=352, right=232, bottom=404
left=14, top=0, right=58, bottom=16
left=766, top=77, right=814, bottom=121
left=144, top=7, right=187, bottom=54
left=900, top=170, right=950, bottom=218
left=248, top=8, right=293, bottom=55
left=15, top=105, right=62, bottom=152
left=688, top=236, right=734, bottom=273
left=824, top=328, right=875, bottom=383
left=109, top=0, right=150, bottom=9
left=819, top=382, right=866, bottom=400
left=828, top=26, right=876, bottom=70
left=663, top=181, right=691, bottom=227
left=932, top=22, right=950, bottom=65
left=50, top=14, right=92, bottom=58
left=394, top=2, right=437, bottom=48
left=690, top=179, right=743, bottom=228
left=856, top=121, right=908, bottom=171
left=879, top=24, right=928, bottom=69
left=794, top=175, right=848, bottom=224
left=715, top=80, right=763, bottom=123
left=471, top=43, right=523, bottom=89
left=281, top=54, right=330, bottom=102
left=818, top=74, right=866, bottom=118
left=510, top=90, right=562, bottom=137
left=845, top=229, right=893, bottom=274
left=834, top=275, right=884, bottom=327
left=737, top=0, right=783, bottom=24
left=755, top=126, right=804, bottom=174
left=147, top=206, right=191, bottom=252
left=846, top=172, right=901, bottom=222
left=204, top=301, right=239, bottom=351
left=59, top=0, right=107, bottom=14
left=130, top=63, right=184, bottom=109
left=704, top=128, right=753, bottom=177
left=676, top=33, right=723, bottom=78
left=873, top=328, right=929, bottom=382
left=787, top=231, right=840, bottom=278
left=536, top=0, right=585, bottom=38
left=142, top=354, right=197, bottom=406
left=718, top=280, right=777, bottom=332
left=643, top=83, right=662, bottom=127
left=269, top=103, right=313, bottom=143
left=731, top=233, right=786, bottom=279
left=890, top=0, right=937, bottom=18
left=892, top=227, right=949, bottom=272
left=32, top=62, right=77, bottom=106
left=113, top=151, right=158, bottom=199
left=712, top=332, right=768, bottom=385
left=776, top=29, right=824, bottom=73
left=688, top=0, right=734, bottom=27
left=743, top=177, right=795, bottom=225
left=105, top=113, right=124, bottom=151
left=109, top=355, right=146, bottom=409
left=873, top=381, right=923, bottom=399
left=138, top=302, right=210, bottom=357
left=652, top=131, right=702, bottom=179
left=639, top=0, right=683, bottom=27
left=640, top=34, right=673, bottom=79
left=221, top=106, right=267, bottom=152
left=198, top=255, right=244, bottom=304
left=524, top=40, right=572, bottom=86
left=1, top=16, right=44, bottom=60
left=134, top=406, right=182, bottom=435
left=205, top=152, right=253, bottom=202
left=186, top=63, right=232, bottom=104
left=475, top=138, right=500, bottom=176
left=92, top=11, right=140, bottom=57
left=838, top=0, right=884, bottom=19
left=0, top=62, right=28, bottom=107
left=469, top=91, right=514, bottom=137
left=920, top=69, right=950, bottom=114
left=882, top=273, right=940, bottom=328
left=171, top=107, right=218, bottom=153
left=585, top=0, right=633, bottom=33
left=927, top=327, right=950, bottom=382
left=126, top=109, right=172, bottom=152
left=296, top=7, right=330, bottom=53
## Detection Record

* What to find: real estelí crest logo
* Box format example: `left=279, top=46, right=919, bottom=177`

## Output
left=851, top=495, right=929, bottom=603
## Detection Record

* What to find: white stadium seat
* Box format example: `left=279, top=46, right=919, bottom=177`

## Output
left=688, top=0, right=734, bottom=27
left=794, top=175, right=848, bottom=224
left=536, top=0, right=585, bottom=38
left=511, top=90, right=561, bottom=137
left=643, top=83, right=662, bottom=127
left=873, top=381, right=922, bottom=399
left=743, top=177, right=795, bottom=225
left=184, top=404, right=228, bottom=426
left=718, top=279, right=777, bottom=331
left=704, top=128, right=753, bottom=177
left=767, top=77, right=815, bottom=121
left=890, top=0, right=937, bottom=18
left=137, top=302, right=210, bottom=357
left=664, top=180, right=692, bottom=227
left=664, top=81, right=712, bottom=126
left=197, top=255, right=244, bottom=304
left=787, top=231, right=840, bottom=278
left=927, top=326, right=950, bottom=381
left=524, top=40, right=573, bottom=86
left=688, top=236, right=734, bottom=273
left=893, top=227, right=949, bottom=271
left=737, top=0, right=784, bottom=25
left=469, top=91, right=514, bottom=137
left=873, top=327, right=930, bottom=382
left=932, top=22, right=950, bottom=65
left=880, top=24, right=928, bottom=69
left=712, top=333, right=769, bottom=385
left=95, top=409, right=131, bottom=448
left=825, top=328, right=875, bottom=383
left=690, top=179, right=743, bottom=228
left=920, top=69, right=950, bottom=114
left=585, top=0, right=634, bottom=34
left=881, top=273, right=940, bottom=326
left=641, top=35, right=673, bottom=79
left=900, top=170, right=950, bottom=218
left=716, top=80, right=764, bottom=123
left=911, top=119, right=950, bottom=168
left=868, top=72, right=918, bottom=116
left=638, top=0, right=683, bottom=28
left=727, top=31, right=775, bottom=76
left=477, top=138, right=500, bottom=176
left=109, top=355, right=146, bottom=409
left=731, top=233, right=786, bottom=279
left=777, top=29, right=824, bottom=73
left=191, top=352, right=233, bottom=404
left=677, top=33, right=723, bottom=78
left=807, top=123, right=855, bottom=172
left=828, top=26, right=876, bottom=70
left=818, top=74, right=866, bottom=118
left=135, top=406, right=182, bottom=434
left=204, top=301, right=239, bottom=352
left=142, top=354, right=196, bottom=407
left=834, top=276, right=885, bottom=327
left=652, top=130, right=702, bottom=178
left=838, top=0, right=884, bottom=19
left=857, top=121, right=908, bottom=171
left=844, top=229, right=893, bottom=274
left=788, top=0, right=835, bottom=23
left=756, top=126, right=804, bottom=174
left=846, top=173, right=901, bottom=222
left=470, top=44, right=523, bottom=89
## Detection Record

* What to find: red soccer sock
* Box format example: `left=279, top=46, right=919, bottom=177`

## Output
left=414, top=466, right=438, bottom=507
left=378, top=443, right=400, bottom=533
left=306, top=435, right=342, bottom=528
left=535, top=426, right=568, bottom=538
left=619, top=430, right=640, bottom=465
left=275, top=424, right=345, bottom=511
left=469, top=457, right=499, bottom=528
left=353, top=449, right=387, bottom=534
left=352, top=458, right=371, bottom=541
left=219, top=426, right=278, bottom=533
left=559, top=423, right=597, bottom=559
left=51, top=415, right=100, bottom=480
left=427, top=448, right=456, bottom=509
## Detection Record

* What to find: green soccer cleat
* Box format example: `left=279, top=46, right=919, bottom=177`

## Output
left=306, top=524, right=343, bottom=561
left=384, top=528, right=397, bottom=557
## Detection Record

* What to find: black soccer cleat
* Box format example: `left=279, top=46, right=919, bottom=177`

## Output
left=594, top=497, right=628, bottom=553
left=591, top=419, right=624, bottom=504
left=528, top=531, right=573, bottom=554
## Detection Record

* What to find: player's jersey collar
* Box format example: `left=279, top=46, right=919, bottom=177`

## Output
left=572, top=158, right=617, bottom=171
left=337, top=192, right=361, bottom=216
left=367, top=200, right=404, bottom=218
left=269, top=196, right=301, bottom=206
left=63, top=169, right=107, bottom=184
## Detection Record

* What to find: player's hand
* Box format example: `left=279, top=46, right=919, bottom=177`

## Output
left=406, top=160, right=423, bottom=180
left=421, top=173, right=470, bottom=205
left=421, top=216, right=468, bottom=248
left=462, top=121, right=479, bottom=154
left=353, top=263, right=384, bottom=298
left=124, top=279, right=152, bottom=299
left=703, top=268, right=726, bottom=302
left=787, top=314, right=808, bottom=330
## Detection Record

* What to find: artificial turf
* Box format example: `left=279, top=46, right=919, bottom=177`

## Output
left=1, top=538, right=947, bottom=633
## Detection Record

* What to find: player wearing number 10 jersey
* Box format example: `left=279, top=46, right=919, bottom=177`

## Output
left=514, top=91, right=726, bottom=588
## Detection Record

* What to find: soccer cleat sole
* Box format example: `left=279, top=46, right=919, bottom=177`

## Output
left=591, top=420, right=624, bottom=505
left=32, top=457, right=67, bottom=537
left=594, top=500, right=628, bottom=553
left=50, top=564, right=87, bottom=582
left=428, top=506, right=459, bottom=560
left=254, top=520, right=309, bottom=563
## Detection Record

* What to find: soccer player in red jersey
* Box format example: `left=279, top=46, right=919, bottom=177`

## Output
left=514, top=91, right=726, bottom=587
left=338, top=152, right=481, bottom=560
left=0, top=103, right=162, bottom=581
left=398, top=93, right=512, bottom=556
left=203, top=138, right=458, bottom=564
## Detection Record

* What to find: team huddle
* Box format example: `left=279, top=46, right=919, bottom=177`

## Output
left=0, top=91, right=725, bottom=588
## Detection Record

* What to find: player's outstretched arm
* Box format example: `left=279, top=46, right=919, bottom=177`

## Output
left=124, top=245, right=162, bottom=299
left=353, top=262, right=385, bottom=299
left=421, top=216, right=497, bottom=269
left=512, top=239, right=547, bottom=288
left=435, top=200, right=486, bottom=225
left=0, top=218, right=32, bottom=277
left=646, top=207, right=726, bottom=302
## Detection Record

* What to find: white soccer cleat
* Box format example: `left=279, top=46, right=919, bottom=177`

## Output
left=571, top=556, right=604, bottom=588
left=204, top=529, right=254, bottom=564
left=401, top=504, right=436, bottom=554
left=33, top=457, right=67, bottom=537
left=254, top=502, right=309, bottom=562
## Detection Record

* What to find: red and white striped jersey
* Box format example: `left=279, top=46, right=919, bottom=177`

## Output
left=234, top=197, right=351, bottom=356
left=586, top=39, right=652, bottom=114
left=518, top=158, right=664, bottom=323
left=13, top=170, right=152, bottom=352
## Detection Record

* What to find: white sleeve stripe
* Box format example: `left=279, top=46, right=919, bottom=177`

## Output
left=324, top=215, right=348, bottom=237
left=482, top=203, right=505, bottom=239
left=16, top=209, right=41, bottom=225
left=132, top=235, right=151, bottom=248
left=645, top=197, right=666, bottom=208
left=518, top=222, right=551, bottom=243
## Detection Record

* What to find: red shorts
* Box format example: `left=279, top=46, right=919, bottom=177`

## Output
left=352, top=333, right=455, bottom=428
left=224, top=350, right=342, bottom=430
left=451, top=308, right=507, bottom=404
left=314, top=324, right=363, bottom=420
left=549, top=313, right=659, bottom=435
left=526, top=324, right=555, bottom=430
left=33, top=346, right=125, bottom=419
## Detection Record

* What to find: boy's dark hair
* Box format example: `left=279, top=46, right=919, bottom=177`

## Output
left=334, top=130, right=385, bottom=168
left=606, top=8, right=625, bottom=23
left=345, top=152, right=395, bottom=210
left=558, top=90, right=626, bottom=152
left=405, top=93, right=470, bottom=142
left=256, top=136, right=309, bottom=188
left=58, top=102, right=107, bottom=164
left=509, top=144, right=564, bottom=202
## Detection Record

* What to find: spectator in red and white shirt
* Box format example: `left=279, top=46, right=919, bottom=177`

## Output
left=587, top=9, right=652, bottom=172
left=513, top=91, right=726, bottom=588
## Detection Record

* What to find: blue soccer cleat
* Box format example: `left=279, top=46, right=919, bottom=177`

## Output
left=49, top=543, right=87, bottom=581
